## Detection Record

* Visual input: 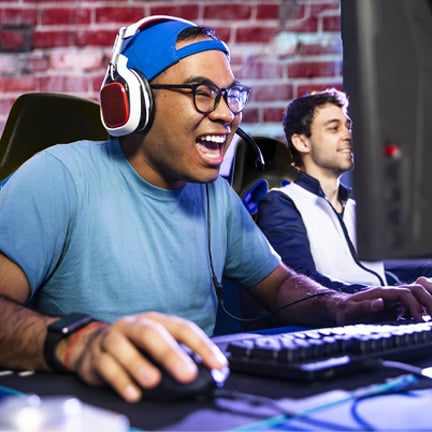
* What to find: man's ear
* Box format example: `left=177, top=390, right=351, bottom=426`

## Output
left=291, top=133, right=310, bottom=154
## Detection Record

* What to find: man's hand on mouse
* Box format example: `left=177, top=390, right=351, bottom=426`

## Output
left=58, top=311, right=228, bottom=402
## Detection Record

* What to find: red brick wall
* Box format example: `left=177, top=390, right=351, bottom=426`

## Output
left=0, top=0, right=342, bottom=139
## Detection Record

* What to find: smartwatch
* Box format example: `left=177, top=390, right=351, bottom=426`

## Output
left=43, top=313, right=94, bottom=373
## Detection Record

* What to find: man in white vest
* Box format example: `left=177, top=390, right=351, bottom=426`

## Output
left=257, top=88, right=432, bottom=293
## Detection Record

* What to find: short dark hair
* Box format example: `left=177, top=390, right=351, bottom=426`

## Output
left=283, top=88, right=349, bottom=167
left=177, top=25, right=219, bottom=42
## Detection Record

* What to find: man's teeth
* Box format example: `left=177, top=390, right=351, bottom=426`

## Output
left=199, top=135, right=226, bottom=144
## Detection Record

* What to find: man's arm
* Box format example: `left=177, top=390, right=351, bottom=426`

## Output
left=249, top=262, right=432, bottom=326
left=0, top=253, right=57, bottom=371
left=0, top=253, right=227, bottom=402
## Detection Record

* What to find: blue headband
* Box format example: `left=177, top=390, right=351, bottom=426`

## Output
left=122, top=19, right=230, bottom=81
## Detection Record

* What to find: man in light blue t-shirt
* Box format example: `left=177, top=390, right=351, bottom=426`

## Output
left=1, top=16, right=432, bottom=403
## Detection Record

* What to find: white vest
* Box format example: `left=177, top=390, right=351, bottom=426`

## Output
left=278, top=182, right=387, bottom=286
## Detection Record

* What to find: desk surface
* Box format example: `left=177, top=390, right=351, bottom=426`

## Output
left=1, top=330, right=432, bottom=431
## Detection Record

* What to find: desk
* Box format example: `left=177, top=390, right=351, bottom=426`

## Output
left=1, top=330, right=432, bottom=431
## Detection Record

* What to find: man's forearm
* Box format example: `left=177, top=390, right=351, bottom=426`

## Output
left=272, top=272, right=347, bottom=327
left=0, top=295, right=56, bottom=371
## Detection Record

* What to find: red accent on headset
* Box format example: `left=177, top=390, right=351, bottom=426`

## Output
left=100, top=82, right=130, bottom=128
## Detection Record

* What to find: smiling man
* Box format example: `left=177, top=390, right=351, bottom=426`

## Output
left=257, top=88, right=432, bottom=292
left=2, top=20, right=432, bottom=404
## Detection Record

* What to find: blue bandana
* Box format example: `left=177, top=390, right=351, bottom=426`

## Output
left=122, top=19, right=230, bottom=81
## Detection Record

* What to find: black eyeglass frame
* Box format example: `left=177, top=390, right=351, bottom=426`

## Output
left=150, top=81, right=252, bottom=115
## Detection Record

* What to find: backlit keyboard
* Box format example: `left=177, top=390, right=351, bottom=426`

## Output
left=224, top=321, right=432, bottom=381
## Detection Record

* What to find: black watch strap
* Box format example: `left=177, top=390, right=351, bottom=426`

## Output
left=43, top=313, right=94, bottom=373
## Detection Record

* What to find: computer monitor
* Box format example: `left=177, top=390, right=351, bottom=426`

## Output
left=341, top=0, right=432, bottom=260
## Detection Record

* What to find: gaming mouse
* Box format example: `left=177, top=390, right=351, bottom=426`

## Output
left=140, top=355, right=230, bottom=402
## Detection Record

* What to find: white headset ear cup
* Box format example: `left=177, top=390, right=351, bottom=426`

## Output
left=101, top=16, right=199, bottom=136
left=100, top=54, right=154, bottom=136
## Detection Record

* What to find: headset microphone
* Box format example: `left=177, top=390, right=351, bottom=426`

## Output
left=235, top=127, right=265, bottom=169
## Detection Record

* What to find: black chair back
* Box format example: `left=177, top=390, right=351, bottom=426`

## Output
left=0, top=92, right=108, bottom=181
left=230, top=135, right=298, bottom=216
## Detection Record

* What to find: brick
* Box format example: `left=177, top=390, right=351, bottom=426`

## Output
left=41, top=8, right=75, bottom=25
left=235, top=62, right=284, bottom=81
left=37, top=7, right=91, bottom=26
left=73, top=8, right=92, bottom=25
left=212, top=26, right=231, bottom=45
left=0, top=8, right=37, bottom=26
left=310, top=1, right=340, bottom=16
left=0, top=27, right=32, bottom=52
left=299, top=36, right=343, bottom=56
left=203, top=4, right=252, bottom=21
left=286, top=16, right=318, bottom=33
left=0, top=75, right=35, bottom=92
left=251, top=83, right=294, bottom=103
left=288, top=61, right=340, bottom=79
left=323, top=15, right=341, bottom=32
left=75, top=29, right=118, bottom=48
left=148, top=5, right=199, bottom=21
left=256, top=3, right=279, bottom=20
left=23, top=0, right=72, bottom=2
left=96, top=7, right=146, bottom=25
left=236, top=26, right=276, bottom=44
left=242, top=107, right=259, bottom=124
left=33, top=30, right=73, bottom=49
left=263, top=106, right=287, bottom=123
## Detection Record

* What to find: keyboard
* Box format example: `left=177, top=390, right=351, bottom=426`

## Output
left=223, top=321, right=432, bottom=381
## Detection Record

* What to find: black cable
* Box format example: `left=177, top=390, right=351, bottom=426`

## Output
left=213, top=388, right=361, bottom=431
left=236, top=127, right=265, bottom=169
left=350, top=391, right=399, bottom=431
left=219, top=289, right=332, bottom=323
left=205, top=184, right=333, bottom=323
left=213, top=371, right=423, bottom=431
left=349, top=376, right=419, bottom=431
left=347, top=360, right=432, bottom=431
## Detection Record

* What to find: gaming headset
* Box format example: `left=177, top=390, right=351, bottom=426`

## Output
left=100, top=15, right=197, bottom=137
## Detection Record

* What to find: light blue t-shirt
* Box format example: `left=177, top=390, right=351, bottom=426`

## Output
left=0, top=139, right=280, bottom=335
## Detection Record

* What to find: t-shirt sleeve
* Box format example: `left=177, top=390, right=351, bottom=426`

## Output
left=0, top=151, right=77, bottom=296
left=220, top=181, right=281, bottom=288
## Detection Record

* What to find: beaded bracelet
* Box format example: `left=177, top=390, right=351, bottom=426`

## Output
left=63, top=321, right=107, bottom=370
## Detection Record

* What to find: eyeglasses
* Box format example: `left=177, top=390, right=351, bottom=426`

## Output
left=150, top=80, right=252, bottom=115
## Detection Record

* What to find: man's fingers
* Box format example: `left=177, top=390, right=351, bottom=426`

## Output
left=71, top=311, right=227, bottom=402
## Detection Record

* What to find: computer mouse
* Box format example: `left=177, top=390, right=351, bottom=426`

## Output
left=139, top=354, right=230, bottom=402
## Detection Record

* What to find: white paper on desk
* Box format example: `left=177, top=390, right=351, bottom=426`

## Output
left=0, top=395, right=130, bottom=432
